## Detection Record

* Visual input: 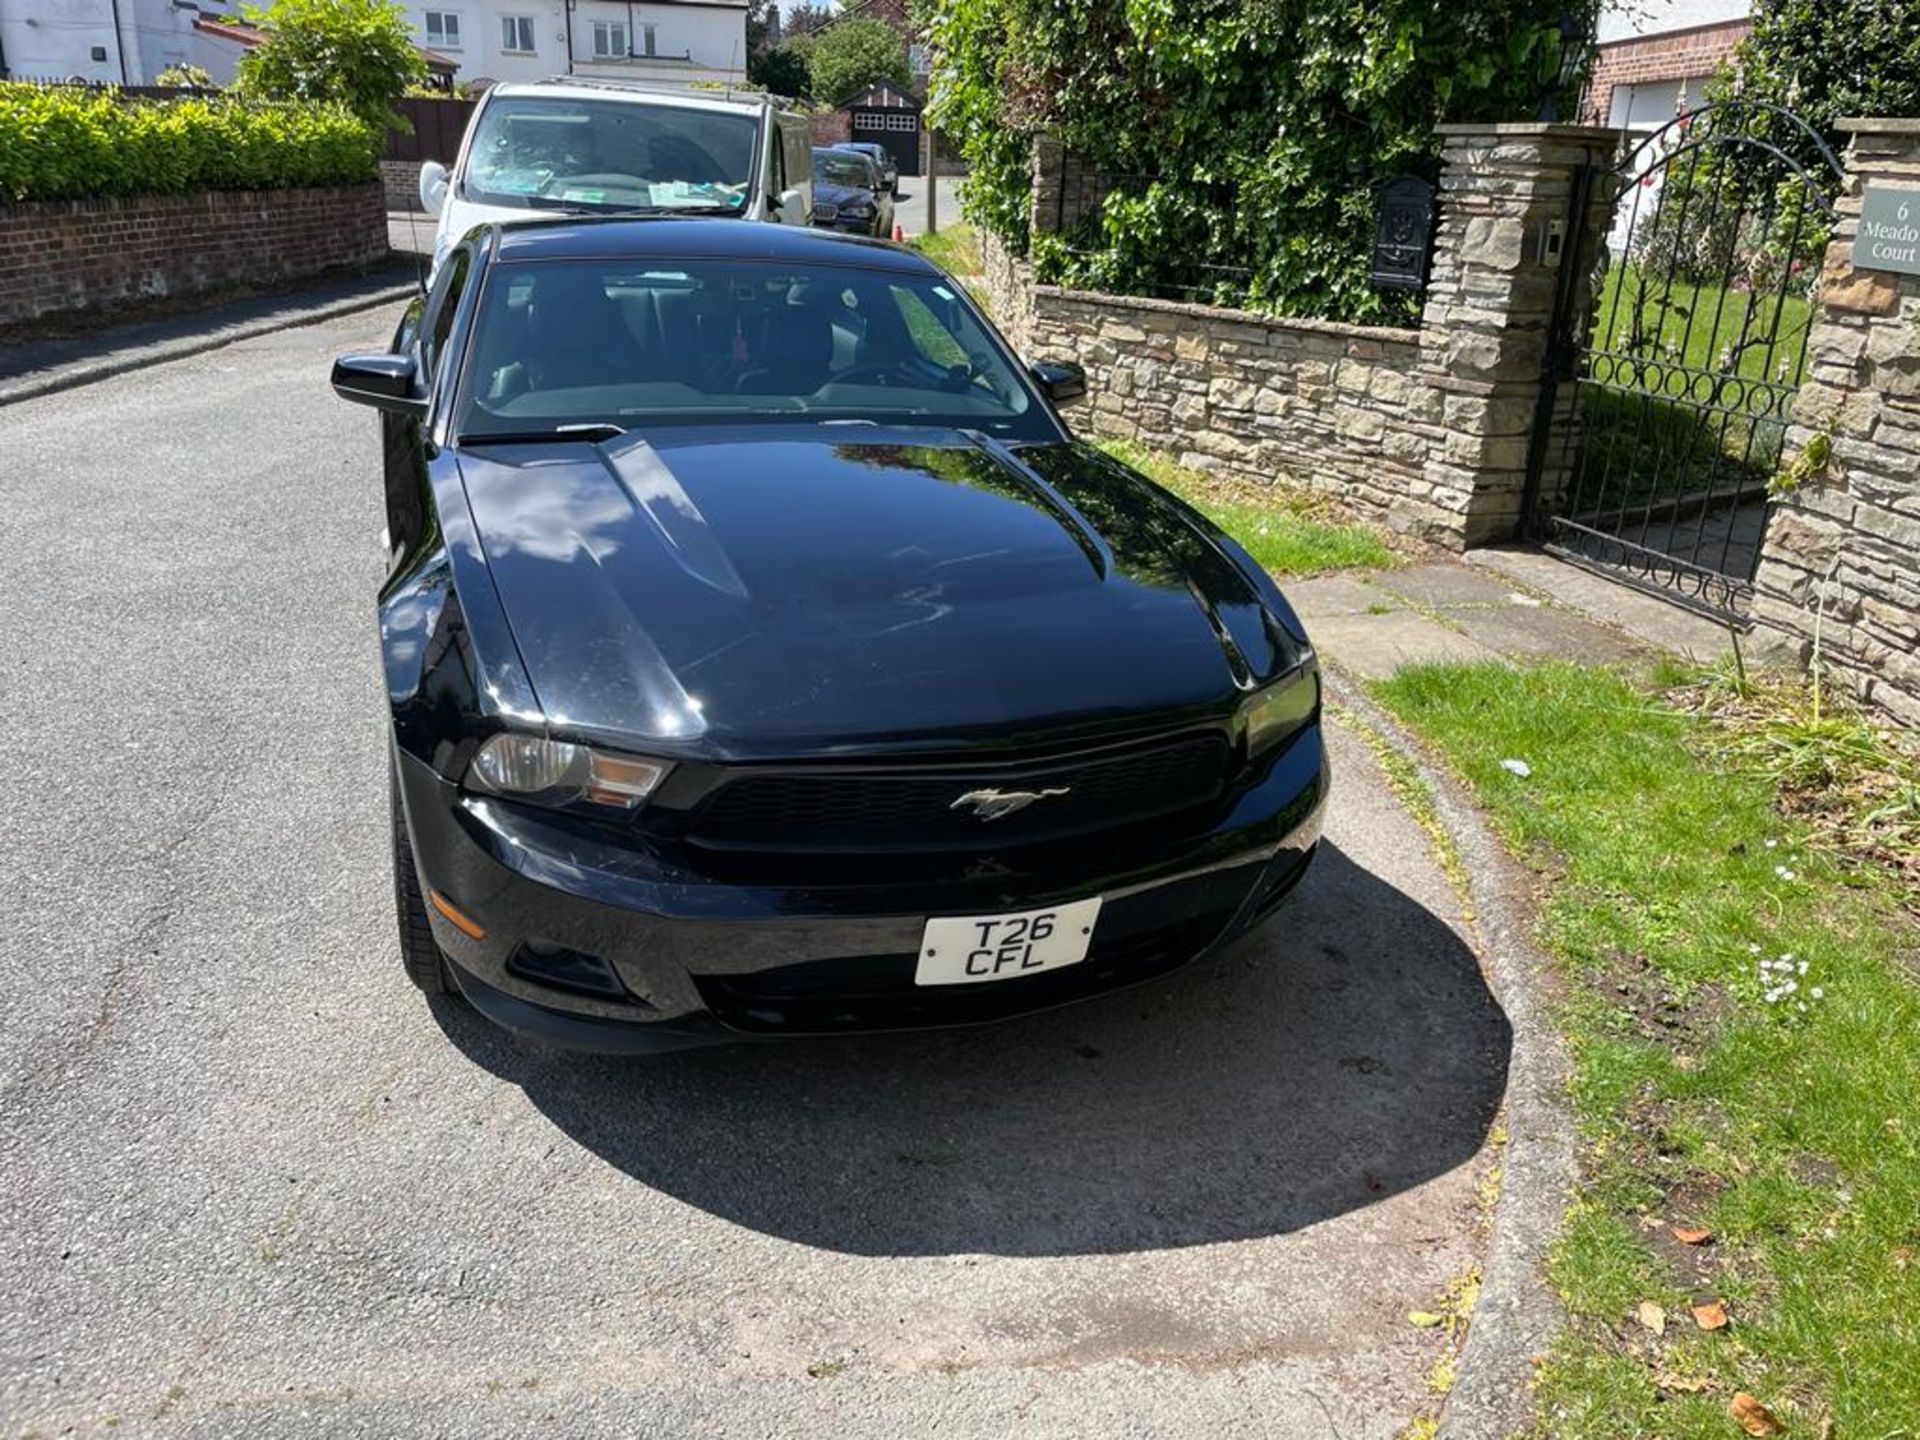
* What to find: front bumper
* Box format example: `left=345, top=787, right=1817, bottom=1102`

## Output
left=396, top=723, right=1328, bottom=1052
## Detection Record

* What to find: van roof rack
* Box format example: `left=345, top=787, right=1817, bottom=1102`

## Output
left=530, top=76, right=790, bottom=108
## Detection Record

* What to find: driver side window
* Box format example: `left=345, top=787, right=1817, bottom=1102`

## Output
left=421, top=248, right=472, bottom=383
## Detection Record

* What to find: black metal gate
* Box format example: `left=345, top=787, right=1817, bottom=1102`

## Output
left=1525, top=102, right=1843, bottom=621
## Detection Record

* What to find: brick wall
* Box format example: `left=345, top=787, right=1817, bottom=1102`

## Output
left=1583, top=19, right=1750, bottom=124
left=381, top=160, right=424, bottom=212
left=809, top=111, right=852, bottom=146
left=0, top=184, right=389, bottom=327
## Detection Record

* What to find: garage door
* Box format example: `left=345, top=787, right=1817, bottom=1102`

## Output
left=851, top=109, right=921, bottom=177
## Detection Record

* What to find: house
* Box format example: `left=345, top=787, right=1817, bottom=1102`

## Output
left=392, top=0, right=748, bottom=89
left=0, top=0, right=457, bottom=88
left=1584, top=0, right=1753, bottom=131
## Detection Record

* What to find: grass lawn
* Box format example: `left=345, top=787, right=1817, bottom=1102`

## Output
left=1566, top=266, right=1813, bottom=518
left=1374, top=661, right=1920, bottom=1438
left=1592, top=264, right=1813, bottom=385
left=906, top=222, right=981, bottom=279
left=1096, top=437, right=1399, bottom=577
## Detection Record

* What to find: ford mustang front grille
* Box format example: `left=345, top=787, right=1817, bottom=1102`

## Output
left=685, top=731, right=1234, bottom=852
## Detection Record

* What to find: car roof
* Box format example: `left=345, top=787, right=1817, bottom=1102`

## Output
left=487, top=217, right=935, bottom=273
left=488, top=78, right=789, bottom=116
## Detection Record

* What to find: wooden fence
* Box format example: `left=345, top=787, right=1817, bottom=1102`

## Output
left=387, top=96, right=476, bottom=164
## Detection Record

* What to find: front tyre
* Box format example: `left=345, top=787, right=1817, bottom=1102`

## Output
left=390, top=757, right=456, bottom=996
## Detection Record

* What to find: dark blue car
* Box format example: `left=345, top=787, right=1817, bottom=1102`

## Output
left=330, top=219, right=1327, bottom=1052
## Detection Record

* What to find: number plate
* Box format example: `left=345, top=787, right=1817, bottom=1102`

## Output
left=914, top=898, right=1103, bottom=987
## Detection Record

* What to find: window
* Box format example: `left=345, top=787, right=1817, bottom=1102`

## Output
left=422, top=246, right=472, bottom=382
left=423, top=10, right=460, bottom=48
left=500, top=14, right=535, bottom=53
left=590, top=20, right=627, bottom=58
left=638, top=23, right=657, bottom=57
left=907, top=43, right=930, bottom=75
left=885, top=112, right=917, bottom=133
left=458, top=259, right=1042, bottom=438
left=462, top=96, right=757, bottom=210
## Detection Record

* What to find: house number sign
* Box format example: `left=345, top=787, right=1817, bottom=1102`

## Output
left=1852, top=185, right=1920, bottom=276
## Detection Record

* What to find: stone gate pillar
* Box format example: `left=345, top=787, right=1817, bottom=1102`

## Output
left=1751, top=118, right=1920, bottom=726
left=1417, top=123, right=1622, bottom=547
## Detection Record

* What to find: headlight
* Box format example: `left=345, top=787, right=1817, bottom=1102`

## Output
left=1241, top=654, right=1319, bottom=756
left=468, top=734, right=670, bottom=810
left=842, top=200, right=875, bottom=217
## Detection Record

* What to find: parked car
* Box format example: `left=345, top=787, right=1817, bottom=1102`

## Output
left=810, top=147, right=894, bottom=238
left=833, top=139, right=899, bottom=195
left=416, top=78, right=814, bottom=276
left=331, top=219, right=1327, bottom=1053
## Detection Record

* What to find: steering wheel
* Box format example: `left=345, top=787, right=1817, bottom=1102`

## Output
left=831, top=361, right=918, bottom=388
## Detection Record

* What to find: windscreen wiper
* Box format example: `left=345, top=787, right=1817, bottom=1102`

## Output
left=459, top=423, right=627, bottom=445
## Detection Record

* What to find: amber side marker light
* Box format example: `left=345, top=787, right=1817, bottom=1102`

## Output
left=427, top=890, right=487, bottom=941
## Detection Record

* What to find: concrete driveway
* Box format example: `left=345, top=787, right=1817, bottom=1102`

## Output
left=0, top=310, right=1507, bottom=1438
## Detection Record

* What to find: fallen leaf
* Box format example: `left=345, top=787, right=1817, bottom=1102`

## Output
left=1894, top=1246, right=1913, bottom=1271
left=1692, top=1299, right=1730, bottom=1331
left=1655, top=1371, right=1715, bottom=1394
left=1670, top=1224, right=1714, bottom=1246
left=1730, top=1392, right=1783, bottom=1436
left=1636, top=1300, right=1667, bottom=1335
left=1408, top=1311, right=1446, bottom=1328
left=1499, top=758, right=1533, bottom=778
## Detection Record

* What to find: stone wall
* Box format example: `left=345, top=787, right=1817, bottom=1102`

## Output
left=0, top=184, right=390, bottom=327
left=982, top=246, right=1440, bottom=534
left=984, top=124, right=1622, bottom=547
left=1752, top=119, right=1920, bottom=725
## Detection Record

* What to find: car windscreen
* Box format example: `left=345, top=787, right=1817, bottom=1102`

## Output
left=456, top=258, right=1052, bottom=439
left=461, top=97, right=757, bottom=214
left=813, top=152, right=874, bottom=189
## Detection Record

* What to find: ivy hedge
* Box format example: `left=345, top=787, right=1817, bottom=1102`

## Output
left=0, top=83, right=381, bottom=204
left=927, top=0, right=1586, bottom=324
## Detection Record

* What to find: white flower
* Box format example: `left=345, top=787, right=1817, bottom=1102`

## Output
left=1748, top=942, right=1763, bottom=954
left=1775, top=866, right=1798, bottom=881
left=1811, top=986, right=1825, bottom=1000
left=1798, top=961, right=1808, bottom=976
left=1765, top=839, right=1778, bottom=849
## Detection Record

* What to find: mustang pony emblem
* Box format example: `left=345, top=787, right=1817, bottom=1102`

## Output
left=949, top=787, right=1072, bottom=822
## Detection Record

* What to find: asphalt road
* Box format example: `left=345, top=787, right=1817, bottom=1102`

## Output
left=0, top=309, right=1508, bottom=1438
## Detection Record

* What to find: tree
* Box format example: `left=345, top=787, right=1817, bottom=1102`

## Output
left=801, top=15, right=912, bottom=106
left=927, top=0, right=1586, bottom=324
left=752, top=43, right=814, bottom=98
left=1734, top=0, right=1920, bottom=151
left=235, top=0, right=427, bottom=132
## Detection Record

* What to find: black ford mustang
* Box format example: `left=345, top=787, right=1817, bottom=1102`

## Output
left=332, top=219, right=1326, bottom=1052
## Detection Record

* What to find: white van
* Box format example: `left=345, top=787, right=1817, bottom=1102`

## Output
left=418, top=78, right=815, bottom=275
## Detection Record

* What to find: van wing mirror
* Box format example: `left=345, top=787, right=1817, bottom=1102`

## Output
left=331, top=353, right=426, bottom=417
left=776, top=185, right=809, bottom=222
left=419, top=160, right=449, bottom=216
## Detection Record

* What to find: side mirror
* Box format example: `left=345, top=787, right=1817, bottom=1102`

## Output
left=775, top=185, right=809, bottom=222
left=331, top=353, right=426, bottom=416
left=419, top=160, right=449, bottom=216
left=1029, top=359, right=1088, bottom=406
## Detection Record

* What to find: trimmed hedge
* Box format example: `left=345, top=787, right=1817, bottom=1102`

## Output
left=0, top=83, right=381, bottom=203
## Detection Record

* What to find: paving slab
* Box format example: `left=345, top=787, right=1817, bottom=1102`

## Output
left=1287, top=573, right=1402, bottom=619
left=1368, top=562, right=1523, bottom=610
left=1306, top=611, right=1505, bottom=681
left=1464, top=547, right=1734, bottom=661
left=1444, top=599, right=1642, bottom=665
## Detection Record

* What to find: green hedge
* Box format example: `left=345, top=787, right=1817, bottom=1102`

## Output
left=0, top=83, right=381, bottom=204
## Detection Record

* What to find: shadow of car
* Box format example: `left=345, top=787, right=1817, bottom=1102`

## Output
left=428, top=841, right=1510, bottom=1257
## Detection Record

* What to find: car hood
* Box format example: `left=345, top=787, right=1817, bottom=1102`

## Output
left=812, top=180, right=874, bottom=207
left=454, top=428, right=1297, bottom=757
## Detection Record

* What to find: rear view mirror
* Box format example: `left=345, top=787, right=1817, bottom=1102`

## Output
left=1029, top=360, right=1088, bottom=406
left=419, top=160, right=449, bottom=216
left=331, top=353, right=425, bottom=417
